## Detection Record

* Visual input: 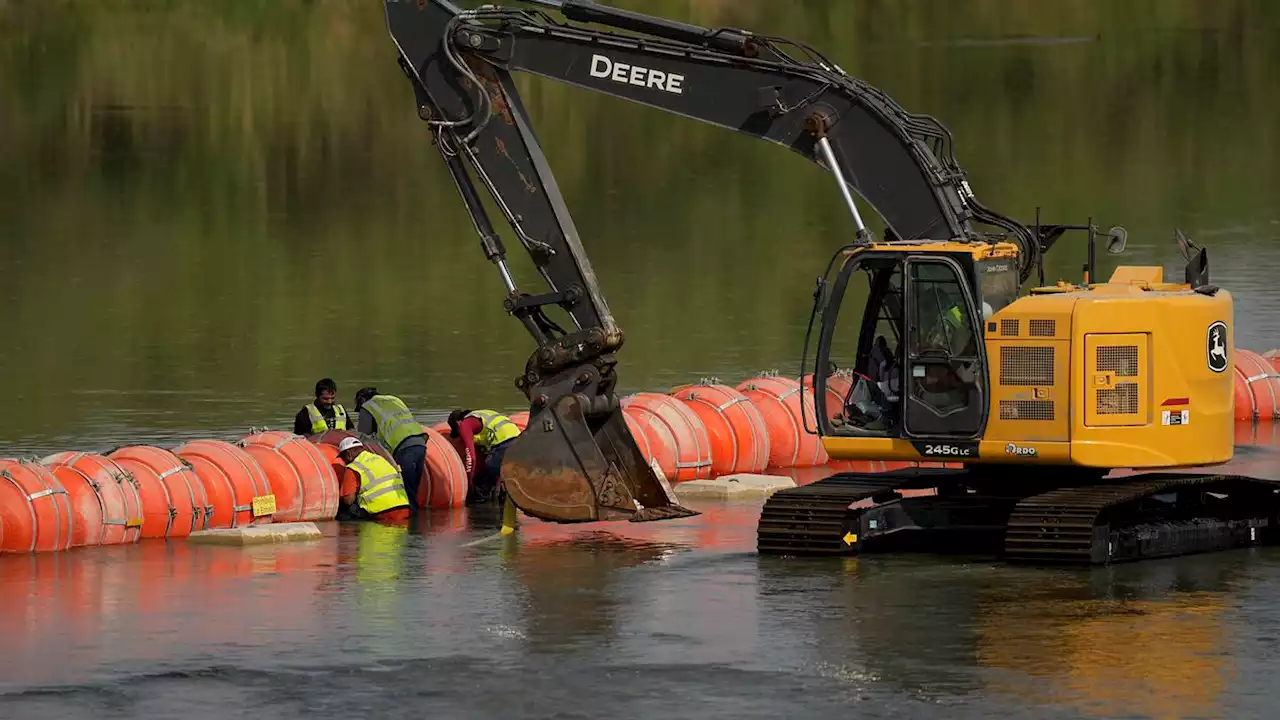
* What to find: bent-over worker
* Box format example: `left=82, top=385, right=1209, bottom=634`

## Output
left=354, top=387, right=427, bottom=509
left=336, top=436, right=411, bottom=524
left=448, top=408, right=520, bottom=506
left=294, top=377, right=349, bottom=436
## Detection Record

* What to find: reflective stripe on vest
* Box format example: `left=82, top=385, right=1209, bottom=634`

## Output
left=306, top=403, right=348, bottom=434
left=469, top=409, right=521, bottom=449
left=363, top=395, right=423, bottom=452
left=350, top=451, right=409, bottom=515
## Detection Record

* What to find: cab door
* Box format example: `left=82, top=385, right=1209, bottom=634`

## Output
left=902, top=255, right=988, bottom=438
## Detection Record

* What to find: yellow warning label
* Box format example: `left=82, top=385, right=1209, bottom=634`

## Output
left=843, top=532, right=858, bottom=545
left=251, top=494, right=277, bottom=517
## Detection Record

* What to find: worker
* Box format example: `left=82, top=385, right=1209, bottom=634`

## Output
left=448, top=408, right=521, bottom=505
left=335, top=436, right=411, bottom=524
left=293, top=378, right=349, bottom=436
left=353, top=387, right=428, bottom=510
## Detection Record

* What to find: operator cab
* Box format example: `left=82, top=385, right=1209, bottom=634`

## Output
left=810, top=245, right=1018, bottom=442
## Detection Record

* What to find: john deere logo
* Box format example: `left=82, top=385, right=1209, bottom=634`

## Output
left=1207, top=321, right=1228, bottom=373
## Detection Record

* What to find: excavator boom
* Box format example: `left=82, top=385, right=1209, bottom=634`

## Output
left=383, top=0, right=1035, bottom=523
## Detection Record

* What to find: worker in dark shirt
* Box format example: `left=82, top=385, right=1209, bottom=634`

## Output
left=448, top=409, right=521, bottom=506
left=293, top=378, right=349, bottom=436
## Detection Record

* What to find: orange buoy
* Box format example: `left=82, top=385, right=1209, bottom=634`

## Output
left=240, top=432, right=339, bottom=522
left=1263, top=349, right=1280, bottom=374
left=422, top=426, right=467, bottom=509
left=0, top=459, right=75, bottom=552
left=313, top=440, right=343, bottom=468
left=40, top=453, right=142, bottom=546
left=736, top=374, right=828, bottom=467
left=670, top=383, right=770, bottom=475
left=109, top=446, right=209, bottom=539
left=310, top=430, right=397, bottom=465
left=1233, top=349, right=1280, bottom=421
left=803, top=371, right=855, bottom=421
left=620, top=392, right=712, bottom=481
left=40, top=458, right=104, bottom=548
left=510, top=411, right=530, bottom=432
left=623, top=405, right=679, bottom=482
left=430, top=420, right=451, bottom=436
left=173, top=440, right=275, bottom=529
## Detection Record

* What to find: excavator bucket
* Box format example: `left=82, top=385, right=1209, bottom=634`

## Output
left=499, top=393, right=700, bottom=523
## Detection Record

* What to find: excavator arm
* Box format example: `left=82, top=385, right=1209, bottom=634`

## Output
left=383, top=0, right=1036, bottom=523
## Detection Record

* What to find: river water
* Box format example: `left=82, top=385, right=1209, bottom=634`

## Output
left=2, top=0, right=1280, bottom=717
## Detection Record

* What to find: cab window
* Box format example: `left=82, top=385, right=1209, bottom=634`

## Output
left=977, top=258, right=1019, bottom=318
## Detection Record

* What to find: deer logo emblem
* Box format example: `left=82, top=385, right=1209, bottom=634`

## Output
left=1207, top=321, right=1228, bottom=373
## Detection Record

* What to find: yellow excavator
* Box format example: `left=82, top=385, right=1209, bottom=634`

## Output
left=385, top=0, right=1279, bottom=564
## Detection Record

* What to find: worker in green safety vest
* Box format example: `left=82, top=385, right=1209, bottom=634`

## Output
left=353, top=387, right=427, bottom=510
left=336, top=436, right=411, bottom=523
left=293, top=377, right=349, bottom=436
left=448, top=408, right=522, bottom=505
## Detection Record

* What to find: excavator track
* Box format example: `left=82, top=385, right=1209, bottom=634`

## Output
left=757, top=469, right=957, bottom=555
left=1004, top=474, right=1280, bottom=565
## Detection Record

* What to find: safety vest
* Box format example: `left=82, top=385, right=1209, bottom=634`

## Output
left=349, top=450, right=410, bottom=515
left=943, top=304, right=964, bottom=329
left=305, top=403, right=348, bottom=434
left=469, top=409, right=521, bottom=449
left=362, top=395, right=423, bottom=452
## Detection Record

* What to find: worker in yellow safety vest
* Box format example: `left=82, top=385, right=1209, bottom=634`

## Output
left=354, top=387, right=427, bottom=510
left=293, top=378, right=349, bottom=436
left=447, top=408, right=522, bottom=506
left=336, top=436, right=411, bottom=524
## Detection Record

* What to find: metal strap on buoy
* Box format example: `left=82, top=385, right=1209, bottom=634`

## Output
left=114, top=469, right=146, bottom=533
left=58, top=460, right=111, bottom=545
left=18, top=460, right=72, bottom=551
left=2, top=469, right=38, bottom=553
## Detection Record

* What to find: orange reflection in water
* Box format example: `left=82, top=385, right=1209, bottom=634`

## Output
left=0, top=527, right=341, bottom=686
left=976, top=590, right=1233, bottom=719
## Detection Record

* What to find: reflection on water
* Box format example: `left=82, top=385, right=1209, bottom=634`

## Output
left=3, top=504, right=1280, bottom=717
left=974, top=560, right=1246, bottom=719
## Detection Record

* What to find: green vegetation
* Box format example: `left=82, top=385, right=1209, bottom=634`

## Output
left=0, top=0, right=1276, bottom=450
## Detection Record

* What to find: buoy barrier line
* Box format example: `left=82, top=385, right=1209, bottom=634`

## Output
left=161, top=461, right=213, bottom=535
left=622, top=406, right=677, bottom=482
left=1264, top=349, right=1280, bottom=374
left=43, top=459, right=106, bottom=548
left=108, top=447, right=209, bottom=539
left=173, top=440, right=275, bottom=529
left=240, top=436, right=302, bottom=521
left=0, top=460, right=75, bottom=553
left=109, top=453, right=178, bottom=540
left=1234, top=349, right=1280, bottom=422
left=13, top=344, right=1280, bottom=554
left=41, top=452, right=144, bottom=545
left=735, top=375, right=828, bottom=468
left=258, top=429, right=341, bottom=524
left=422, top=426, right=467, bottom=509
left=671, top=384, right=770, bottom=476
left=265, top=431, right=336, bottom=520
left=620, top=392, right=713, bottom=481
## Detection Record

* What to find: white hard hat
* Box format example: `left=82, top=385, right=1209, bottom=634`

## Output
left=337, top=436, right=363, bottom=454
